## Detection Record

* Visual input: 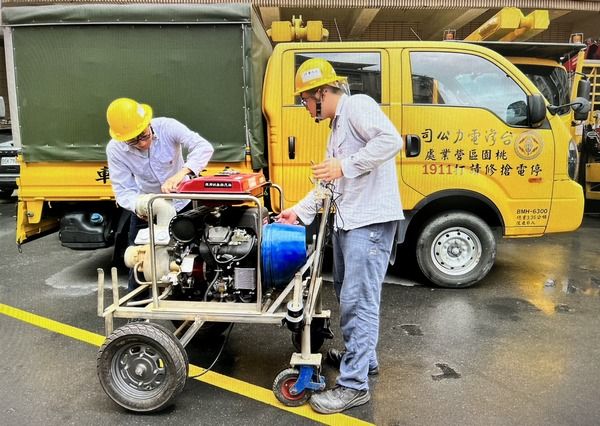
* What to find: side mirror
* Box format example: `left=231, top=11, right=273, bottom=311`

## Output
left=572, top=96, right=591, bottom=121
left=577, top=78, right=591, bottom=100
left=527, top=94, right=546, bottom=127
left=0, top=96, right=5, bottom=119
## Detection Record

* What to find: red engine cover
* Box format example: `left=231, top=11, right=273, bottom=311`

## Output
left=177, top=172, right=267, bottom=196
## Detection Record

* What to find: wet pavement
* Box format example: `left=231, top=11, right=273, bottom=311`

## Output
left=1, top=196, right=600, bottom=425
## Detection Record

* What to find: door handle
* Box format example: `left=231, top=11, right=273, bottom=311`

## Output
left=405, top=134, right=421, bottom=158
left=288, top=136, right=296, bottom=160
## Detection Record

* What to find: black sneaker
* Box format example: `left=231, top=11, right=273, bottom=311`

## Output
left=309, top=386, right=370, bottom=414
left=326, top=348, right=379, bottom=376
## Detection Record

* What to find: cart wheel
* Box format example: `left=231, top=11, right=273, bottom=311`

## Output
left=145, top=322, right=189, bottom=368
left=97, top=323, right=188, bottom=412
left=273, top=368, right=311, bottom=407
left=291, top=318, right=330, bottom=352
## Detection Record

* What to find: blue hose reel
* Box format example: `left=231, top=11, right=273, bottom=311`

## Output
left=261, top=223, right=307, bottom=289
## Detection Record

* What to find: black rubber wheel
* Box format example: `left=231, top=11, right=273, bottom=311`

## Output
left=291, top=318, right=330, bottom=352
left=416, top=211, right=496, bottom=288
left=273, top=368, right=311, bottom=407
left=97, top=323, right=188, bottom=413
left=144, top=322, right=189, bottom=368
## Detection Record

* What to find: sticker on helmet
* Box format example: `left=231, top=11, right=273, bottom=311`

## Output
left=302, top=68, right=323, bottom=82
left=137, top=104, right=145, bottom=117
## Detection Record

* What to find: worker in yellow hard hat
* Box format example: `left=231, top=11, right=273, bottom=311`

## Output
left=277, top=57, right=405, bottom=414
left=106, top=97, right=214, bottom=295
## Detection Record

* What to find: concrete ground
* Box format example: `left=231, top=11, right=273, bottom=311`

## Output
left=1, top=197, right=600, bottom=426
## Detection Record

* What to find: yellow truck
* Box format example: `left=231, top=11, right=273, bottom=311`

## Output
left=459, top=7, right=594, bottom=204
left=464, top=41, right=589, bottom=173
left=3, top=3, right=584, bottom=288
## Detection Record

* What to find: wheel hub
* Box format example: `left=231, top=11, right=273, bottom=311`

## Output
left=431, top=227, right=482, bottom=276
left=449, top=245, right=461, bottom=257
left=113, top=344, right=166, bottom=395
left=134, top=363, right=148, bottom=378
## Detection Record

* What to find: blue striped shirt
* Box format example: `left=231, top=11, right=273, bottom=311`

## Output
left=106, top=117, right=214, bottom=213
left=293, top=94, right=404, bottom=230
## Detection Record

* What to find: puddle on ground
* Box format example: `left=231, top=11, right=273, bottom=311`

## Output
left=432, top=363, right=461, bottom=381
left=400, top=324, right=423, bottom=336
left=486, top=297, right=541, bottom=317
left=554, top=304, right=573, bottom=313
left=542, top=277, right=600, bottom=297
left=44, top=248, right=116, bottom=296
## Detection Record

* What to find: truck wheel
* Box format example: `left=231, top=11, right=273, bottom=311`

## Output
left=97, top=323, right=188, bottom=413
left=416, top=211, right=496, bottom=288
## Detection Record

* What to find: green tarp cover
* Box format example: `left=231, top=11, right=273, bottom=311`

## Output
left=3, top=4, right=271, bottom=168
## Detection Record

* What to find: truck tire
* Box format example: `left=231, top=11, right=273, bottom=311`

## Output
left=416, top=211, right=495, bottom=288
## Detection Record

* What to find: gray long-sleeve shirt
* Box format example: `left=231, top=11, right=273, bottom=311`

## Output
left=293, top=94, right=404, bottom=230
left=106, top=117, right=214, bottom=213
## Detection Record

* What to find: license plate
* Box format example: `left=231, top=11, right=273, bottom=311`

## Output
left=1, top=156, right=17, bottom=166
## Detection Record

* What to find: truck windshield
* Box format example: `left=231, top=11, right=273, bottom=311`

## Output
left=515, top=64, right=570, bottom=115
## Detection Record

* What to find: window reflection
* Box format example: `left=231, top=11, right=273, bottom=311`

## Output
left=410, top=52, right=529, bottom=126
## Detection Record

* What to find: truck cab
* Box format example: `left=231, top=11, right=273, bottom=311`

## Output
left=264, top=41, right=584, bottom=287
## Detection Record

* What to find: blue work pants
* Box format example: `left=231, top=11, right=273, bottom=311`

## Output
left=332, top=220, right=398, bottom=391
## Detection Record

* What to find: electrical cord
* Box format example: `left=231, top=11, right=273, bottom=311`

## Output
left=189, top=323, right=235, bottom=379
left=324, top=181, right=345, bottom=231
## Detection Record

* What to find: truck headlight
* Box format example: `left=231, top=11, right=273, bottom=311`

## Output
left=567, top=139, right=578, bottom=180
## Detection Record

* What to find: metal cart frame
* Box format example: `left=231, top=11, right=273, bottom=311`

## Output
left=96, top=181, right=333, bottom=410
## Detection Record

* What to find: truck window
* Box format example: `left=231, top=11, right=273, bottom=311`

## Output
left=515, top=64, right=570, bottom=115
left=410, top=52, right=529, bottom=126
left=294, top=52, right=381, bottom=103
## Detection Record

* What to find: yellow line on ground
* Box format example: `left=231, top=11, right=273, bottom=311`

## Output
left=0, top=303, right=373, bottom=426
left=0, top=303, right=106, bottom=346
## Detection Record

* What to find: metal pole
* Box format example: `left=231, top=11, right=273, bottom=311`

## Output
left=97, top=268, right=104, bottom=317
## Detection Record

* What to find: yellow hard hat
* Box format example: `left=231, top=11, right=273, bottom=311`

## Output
left=294, top=58, right=347, bottom=96
left=106, top=98, right=153, bottom=142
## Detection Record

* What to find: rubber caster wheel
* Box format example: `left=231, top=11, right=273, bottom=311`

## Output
left=273, top=368, right=311, bottom=407
left=97, top=322, right=188, bottom=412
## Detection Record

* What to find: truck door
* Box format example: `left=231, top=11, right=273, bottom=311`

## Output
left=400, top=49, right=555, bottom=232
left=277, top=49, right=390, bottom=207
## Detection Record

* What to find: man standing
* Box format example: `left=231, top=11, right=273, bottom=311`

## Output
left=277, top=58, right=404, bottom=414
left=105, top=97, right=214, bottom=293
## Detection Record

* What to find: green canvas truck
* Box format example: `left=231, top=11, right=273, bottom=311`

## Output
left=3, top=4, right=271, bottom=250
